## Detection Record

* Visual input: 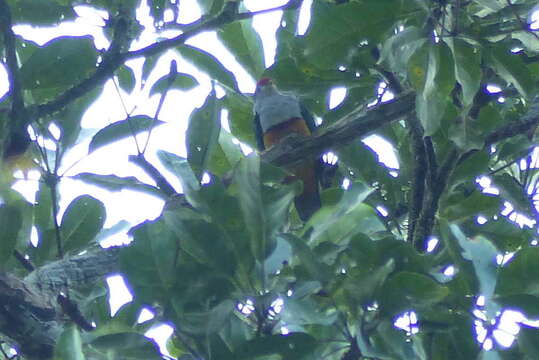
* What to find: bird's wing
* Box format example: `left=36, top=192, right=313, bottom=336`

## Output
left=253, top=112, right=266, bottom=151
left=300, top=102, right=317, bottom=134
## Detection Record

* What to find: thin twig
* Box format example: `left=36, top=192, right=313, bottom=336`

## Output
left=128, top=153, right=177, bottom=197
left=142, top=60, right=178, bottom=154
left=12, top=250, right=34, bottom=272
left=505, top=0, right=539, bottom=40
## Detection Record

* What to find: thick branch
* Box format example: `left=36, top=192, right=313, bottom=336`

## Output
left=485, top=97, right=539, bottom=145
left=406, top=116, right=427, bottom=244
left=0, top=247, right=120, bottom=358
left=25, top=247, right=120, bottom=296
left=262, top=92, right=416, bottom=167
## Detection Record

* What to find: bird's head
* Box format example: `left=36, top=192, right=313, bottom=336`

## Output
left=255, top=77, right=277, bottom=96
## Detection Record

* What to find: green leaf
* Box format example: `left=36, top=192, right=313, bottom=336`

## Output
left=57, top=88, right=102, bottom=149
left=379, top=272, right=449, bottom=315
left=449, top=150, right=490, bottom=187
left=177, top=44, right=239, bottom=91
left=449, top=225, right=499, bottom=315
left=493, top=173, right=534, bottom=215
left=235, top=333, right=317, bottom=359
left=442, top=192, right=501, bottom=222
left=487, top=45, right=535, bottom=99
left=473, top=0, right=504, bottom=11
left=381, top=27, right=425, bottom=74
left=449, top=38, right=482, bottom=106
left=495, top=294, right=539, bottom=318
left=142, top=55, right=159, bottom=84
left=233, top=156, right=296, bottom=263
left=0, top=204, right=22, bottom=267
left=88, top=115, right=164, bottom=153
left=219, top=91, right=254, bottom=145
left=496, top=247, right=539, bottom=297
left=149, top=72, right=199, bottom=96
left=197, top=0, right=224, bottom=16
left=54, top=325, right=85, bottom=360
left=7, top=0, right=76, bottom=25
left=163, top=209, right=237, bottom=275
left=89, top=333, right=161, bottom=359
left=20, top=36, right=97, bottom=92
left=408, top=41, right=455, bottom=135
left=120, top=218, right=179, bottom=302
left=117, top=65, right=137, bottom=93
left=72, top=173, right=165, bottom=199
left=186, top=90, right=221, bottom=179
left=174, top=300, right=234, bottom=335
left=307, top=181, right=380, bottom=244
left=282, top=233, right=331, bottom=284
left=519, top=325, right=539, bottom=359
left=61, top=195, right=106, bottom=253
left=217, top=17, right=265, bottom=79
left=303, top=1, right=404, bottom=68
left=157, top=150, right=200, bottom=201
left=206, top=130, right=244, bottom=176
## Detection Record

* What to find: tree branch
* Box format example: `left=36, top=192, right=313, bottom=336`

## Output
left=262, top=92, right=416, bottom=167
left=0, top=0, right=24, bottom=112
left=406, top=116, right=427, bottom=244
left=36, top=0, right=300, bottom=119
left=485, top=97, right=539, bottom=145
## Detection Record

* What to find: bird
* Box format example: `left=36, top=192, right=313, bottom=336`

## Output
left=253, top=77, right=321, bottom=221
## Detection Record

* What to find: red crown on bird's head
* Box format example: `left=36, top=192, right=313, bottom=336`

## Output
left=256, top=77, right=273, bottom=88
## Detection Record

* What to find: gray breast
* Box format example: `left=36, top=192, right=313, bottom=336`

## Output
left=255, top=93, right=302, bottom=133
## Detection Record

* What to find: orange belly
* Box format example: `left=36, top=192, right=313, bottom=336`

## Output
left=263, top=118, right=319, bottom=220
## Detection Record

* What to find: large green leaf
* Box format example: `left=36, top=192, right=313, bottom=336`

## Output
left=88, top=115, right=164, bottom=153
left=408, top=41, right=455, bottom=135
left=61, top=195, right=106, bottom=254
left=7, top=0, right=76, bottom=25
left=117, top=65, right=137, bottom=94
left=89, top=333, right=161, bottom=359
left=206, top=130, right=244, bottom=177
left=448, top=38, right=482, bottom=106
left=197, top=0, right=224, bottom=16
left=487, top=44, right=535, bottom=99
left=163, top=209, right=237, bottom=275
left=72, top=173, right=165, bottom=199
left=493, top=173, right=534, bottom=215
left=234, top=333, right=317, bottom=359
left=217, top=15, right=265, bottom=79
left=233, top=156, right=296, bottom=263
left=220, top=91, right=254, bottom=145
left=0, top=204, right=22, bottom=267
left=495, top=247, right=539, bottom=297
left=177, top=44, right=239, bottom=91
left=186, top=90, right=221, bottom=179
left=157, top=150, right=201, bottom=204
left=379, top=271, right=449, bottom=316
left=449, top=225, right=499, bottom=301
left=442, top=192, right=501, bottom=222
left=519, top=325, right=539, bottom=359
left=53, top=325, right=85, bottom=360
left=20, top=36, right=97, bottom=93
left=495, top=294, right=539, bottom=318
left=303, top=0, right=404, bottom=68
left=120, top=218, right=179, bottom=302
left=149, top=72, right=199, bottom=96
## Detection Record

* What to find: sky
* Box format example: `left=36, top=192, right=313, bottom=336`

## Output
left=1, top=0, right=537, bottom=356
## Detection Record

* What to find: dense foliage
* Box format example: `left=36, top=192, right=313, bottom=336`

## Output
left=0, top=0, right=538, bottom=359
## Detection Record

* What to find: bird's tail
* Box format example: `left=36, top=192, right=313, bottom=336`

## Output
left=292, top=161, right=321, bottom=221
